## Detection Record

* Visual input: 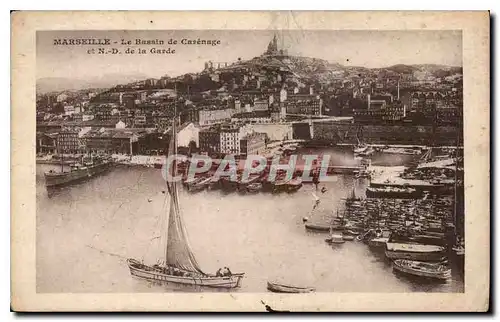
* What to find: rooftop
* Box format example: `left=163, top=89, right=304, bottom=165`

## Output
left=81, top=128, right=155, bottom=139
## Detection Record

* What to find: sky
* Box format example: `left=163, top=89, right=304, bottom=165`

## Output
left=37, top=30, right=462, bottom=80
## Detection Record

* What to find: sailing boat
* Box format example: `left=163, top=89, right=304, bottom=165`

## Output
left=127, top=108, right=245, bottom=289
left=354, top=135, right=368, bottom=155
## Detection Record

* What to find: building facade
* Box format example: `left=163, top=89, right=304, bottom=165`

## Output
left=284, top=95, right=323, bottom=116
left=199, top=129, right=221, bottom=155
left=198, top=108, right=234, bottom=126
left=57, top=129, right=80, bottom=154
left=220, top=128, right=241, bottom=155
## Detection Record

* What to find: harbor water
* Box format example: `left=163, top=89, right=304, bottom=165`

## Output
left=36, top=148, right=464, bottom=293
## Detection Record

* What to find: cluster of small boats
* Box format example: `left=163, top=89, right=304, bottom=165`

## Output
left=182, top=174, right=304, bottom=194
left=321, top=226, right=452, bottom=281
left=303, top=187, right=458, bottom=282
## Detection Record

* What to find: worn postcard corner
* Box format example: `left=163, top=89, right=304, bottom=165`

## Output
left=10, top=10, right=489, bottom=312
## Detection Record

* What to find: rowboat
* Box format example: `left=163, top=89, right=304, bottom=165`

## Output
left=267, top=281, right=315, bottom=293
left=392, top=259, right=451, bottom=281
left=342, top=235, right=355, bottom=241
left=127, top=107, right=245, bottom=289
left=305, top=223, right=343, bottom=233
left=345, top=229, right=360, bottom=236
left=187, top=177, right=211, bottom=192
left=325, top=233, right=345, bottom=244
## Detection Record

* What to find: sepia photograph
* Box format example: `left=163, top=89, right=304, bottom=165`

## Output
left=11, top=11, right=489, bottom=311
left=36, top=28, right=466, bottom=293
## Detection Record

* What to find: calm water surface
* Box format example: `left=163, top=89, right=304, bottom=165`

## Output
left=36, top=148, right=464, bottom=293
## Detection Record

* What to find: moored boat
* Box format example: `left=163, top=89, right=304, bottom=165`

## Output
left=272, top=178, right=289, bottom=193
left=305, top=223, right=331, bottom=232
left=246, top=182, right=263, bottom=193
left=392, top=259, right=451, bottom=281
left=366, top=186, right=421, bottom=199
left=368, top=237, right=389, bottom=248
left=344, top=229, right=360, bottom=236
left=44, top=156, right=113, bottom=187
left=287, top=178, right=303, bottom=192
left=305, top=222, right=343, bottom=233
left=325, top=233, right=345, bottom=244
left=385, top=242, right=446, bottom=261
left=207, top=176, right=221, bottom=190
left=382, top=147, right=422, bottom=155
left=183, top=176, right=204, bottom=187
left=267, top=281, right=315, bottom=293
left=187, top=177, right=211, bottom=192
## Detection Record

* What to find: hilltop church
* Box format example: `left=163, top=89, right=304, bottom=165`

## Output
left=264, top=33, right=288, bottom=57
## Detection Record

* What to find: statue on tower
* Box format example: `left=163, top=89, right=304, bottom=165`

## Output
left=266, top=34, right=279, bottom=55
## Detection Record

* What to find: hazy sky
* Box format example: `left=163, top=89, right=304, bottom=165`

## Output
left=37, top=30, right=462, bottom=80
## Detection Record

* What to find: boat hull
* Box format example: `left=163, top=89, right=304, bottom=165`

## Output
left=127, top=259, right=244, bottom=289
left=368, top=238, right=389, bottom=248
left=267, top=282, right=315, bottom=293
left=366, top=187, right=421, bottom=199
left=385, top=250, right=446, bottom=261
left=393, top=260, right=451, bottom=281
left=305, top=223, right=336, bottom=232
left=44, top=162, right=112, bottom=187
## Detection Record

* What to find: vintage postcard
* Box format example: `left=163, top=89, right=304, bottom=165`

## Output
left=11, top=11, right=489, bottom=312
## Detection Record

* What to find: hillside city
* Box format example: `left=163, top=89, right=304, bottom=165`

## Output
left=36, top=34, right=464, bottom=159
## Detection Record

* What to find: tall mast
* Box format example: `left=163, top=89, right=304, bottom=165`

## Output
left=60, top=136, right=63, bottom=172
left=453, top=121, right=460, bottom=238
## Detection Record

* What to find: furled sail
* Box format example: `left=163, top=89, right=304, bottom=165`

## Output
left=163, top=115, right=205, bottom=274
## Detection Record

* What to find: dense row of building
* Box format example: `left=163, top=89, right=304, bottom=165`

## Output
left=36, top=34, right=464, bottom=156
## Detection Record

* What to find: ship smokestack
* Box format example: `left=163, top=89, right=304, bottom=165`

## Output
left=367, top=94, right=371, bottom=110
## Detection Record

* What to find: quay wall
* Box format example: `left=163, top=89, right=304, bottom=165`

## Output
left=309, top=122, right=460, bottom=146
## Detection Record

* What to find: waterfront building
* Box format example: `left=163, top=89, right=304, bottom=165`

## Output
left=80, top=128, right=158, bottom=155
left=231, top=110, right=272, bottom=124
left=95, top=106, right=113, bottom=121
left=198, top=108, right=234, bottom=126
left=134, top=113, right=147, bottom=127
left=437, top=106, right=463, bottom=125
left=36, top=132, right=58, bottom=154
left=381, top=102, right=406, bottom=121
left=64, top=105, right=75, bottom=116
left=220, top=127, right=241, bottom=155
left=199, top=128, right=221, bottom=155
left=285, top=94, right=323, bottom=116
left=115, top=120, right=126, bottom=129
left=57, top=129, right=80, bottom=154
